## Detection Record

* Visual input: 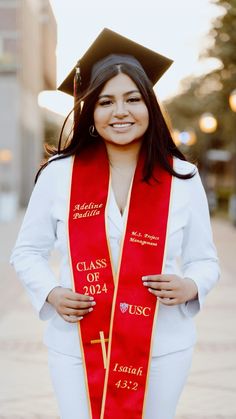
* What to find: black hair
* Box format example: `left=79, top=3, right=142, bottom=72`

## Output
left=35, top=61, right=195, bottom=182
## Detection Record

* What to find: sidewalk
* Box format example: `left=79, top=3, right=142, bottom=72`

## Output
left=176, top=217, right=236, bottom=419
left=0, top=213, right=235, bottom=418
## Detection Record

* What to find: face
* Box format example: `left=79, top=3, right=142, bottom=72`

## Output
left=93, top=73, right=149, bottom=146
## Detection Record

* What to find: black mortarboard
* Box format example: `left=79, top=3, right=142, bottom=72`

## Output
left=58, top=28, right=173, bottom=97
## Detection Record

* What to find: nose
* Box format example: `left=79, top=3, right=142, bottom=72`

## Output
left=113, top=101, right=129, bottom=118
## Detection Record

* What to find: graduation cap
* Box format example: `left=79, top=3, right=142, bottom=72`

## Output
left=58, top=28, right=173, bottom=97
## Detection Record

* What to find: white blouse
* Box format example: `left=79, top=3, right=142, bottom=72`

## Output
left=10, top=156, right=220, bottom=357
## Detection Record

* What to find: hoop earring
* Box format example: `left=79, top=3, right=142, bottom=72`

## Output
left=89, top=125, right=98, bottom=137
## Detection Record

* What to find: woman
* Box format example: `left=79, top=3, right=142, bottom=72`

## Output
left=11, top=28, right=220, bottom=419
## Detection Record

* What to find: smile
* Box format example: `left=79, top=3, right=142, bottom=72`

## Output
left=110, top=123, right=134, bottom=128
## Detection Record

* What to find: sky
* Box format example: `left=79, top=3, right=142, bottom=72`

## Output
left=39, top=0, right=222, bottom=116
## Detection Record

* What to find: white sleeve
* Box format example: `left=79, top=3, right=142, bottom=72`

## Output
left=10, top=162, right=60, bottom=320
left=180, top=168, right=220, bottom=317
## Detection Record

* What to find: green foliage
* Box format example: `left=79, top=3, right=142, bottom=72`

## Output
left=166, top=0, right=236, bottom=165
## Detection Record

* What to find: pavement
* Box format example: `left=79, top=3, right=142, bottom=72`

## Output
left=0, top=212, right=235, bottom=419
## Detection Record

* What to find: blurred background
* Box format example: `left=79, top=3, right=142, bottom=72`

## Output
left=0, top=0, right=235, bottom=418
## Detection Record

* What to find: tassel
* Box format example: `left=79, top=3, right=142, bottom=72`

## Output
left=74, top=60, right=81, bottom=97
left=73, top=60, right=81, bottom=124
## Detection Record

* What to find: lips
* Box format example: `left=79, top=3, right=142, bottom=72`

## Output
left=110, top=123, right=134, bottom=128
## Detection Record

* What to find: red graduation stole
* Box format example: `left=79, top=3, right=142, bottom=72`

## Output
left=68, top=141, right=172, bottom=418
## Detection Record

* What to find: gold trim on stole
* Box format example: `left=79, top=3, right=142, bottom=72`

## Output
left=104, top=177, right=116, bottom=287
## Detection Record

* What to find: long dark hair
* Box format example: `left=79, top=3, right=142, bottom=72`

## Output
left=35, top=62, right=195, bottom=182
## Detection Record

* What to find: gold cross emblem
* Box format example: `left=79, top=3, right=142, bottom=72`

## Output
left=91, top=331, right=109, bottom=369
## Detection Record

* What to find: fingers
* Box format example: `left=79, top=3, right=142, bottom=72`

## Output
left=142, top=275, right=172, bottom=282
left=142, top=277, right=172, bottom=291
left=146, top=286, right=177, bottom=306
left=142, top=274, right=194, bottom=306
left=151, top=289, right=174, bottom=298
left=158, top=297, right=178, bottom=306
left=60, top=300, right=95, bottom=323
left=63, top=290, right=96, bottom=312
left=62, top=314, right=84, bottom=323
left=50, top=288, right=97, bottom=322
left=59, top=297, right=96, bottom=317
left=64, top=289, right=95, bottom=302
left=142, top=274, right=180, bottom=306
left=57, top=289, right=96, bottom=307
left=147, top=287, right=174, bottom=299
left=65, top=299, right=96, bottom=310
left=63, top=305, right=95, bottom=317
left=145, top=282, right=173, bottom=291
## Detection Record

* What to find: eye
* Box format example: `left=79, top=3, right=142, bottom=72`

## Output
left=127, top=96, right=142, bottom=103
left=98, top=99, right=113, bottom=107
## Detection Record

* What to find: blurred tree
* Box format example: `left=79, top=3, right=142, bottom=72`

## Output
left=202, top=0, right=236, bottom=213
left=200, top=0, right=236, bottom=146
left=165, top=0, right=236, bottom=211
left=204, top=0, right=236, bottom=79
left=165, top=0, right=236, bottom=167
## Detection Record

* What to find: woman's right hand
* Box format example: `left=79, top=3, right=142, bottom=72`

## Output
left=47, top=286, right=96, bottom=323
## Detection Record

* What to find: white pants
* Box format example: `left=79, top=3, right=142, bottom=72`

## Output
left=48, top=347, right=193, bottom=419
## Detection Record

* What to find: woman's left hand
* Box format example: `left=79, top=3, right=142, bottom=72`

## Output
left=142, top=274, right=198, bottom=306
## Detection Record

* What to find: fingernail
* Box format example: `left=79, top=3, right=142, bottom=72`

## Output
left=142, top=276, right=148, bottom=281
left=89, top=297, right=94, bottom=301
left=91, top=301, right=96, bottom=306
left=143, top=282, right=148, bottom=286
left=88, top=307, right=94, bottom=312
left=78, top=316, right=83, bottom=320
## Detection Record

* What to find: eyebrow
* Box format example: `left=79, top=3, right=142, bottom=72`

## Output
left=98, top=90, right=141, bottom=99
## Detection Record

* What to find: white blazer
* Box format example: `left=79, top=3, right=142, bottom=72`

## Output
left=10, top=156, right=220, bottom=357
